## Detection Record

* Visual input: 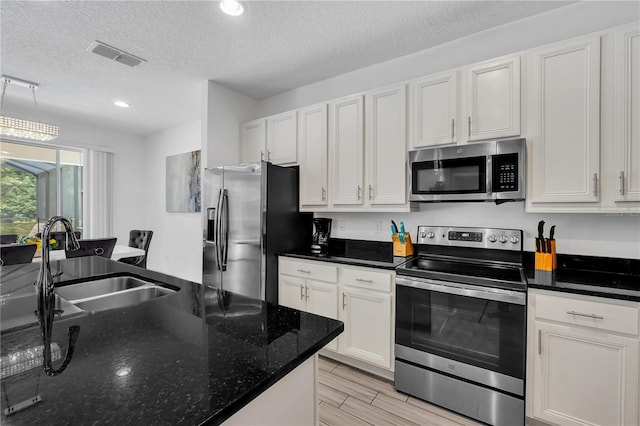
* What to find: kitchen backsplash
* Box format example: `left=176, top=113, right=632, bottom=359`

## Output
left=317, top=202, right=640, bottom=260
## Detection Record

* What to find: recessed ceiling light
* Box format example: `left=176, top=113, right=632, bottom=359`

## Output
left=114, top=100, right=130, bottom=108
left=220, top=0, right=244, bottom=16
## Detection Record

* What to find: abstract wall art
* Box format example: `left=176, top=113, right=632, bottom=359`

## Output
left=166, top=150, right=201, bottom=212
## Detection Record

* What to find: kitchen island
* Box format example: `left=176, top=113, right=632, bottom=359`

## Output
left=0, top=257, right=343, bottom=425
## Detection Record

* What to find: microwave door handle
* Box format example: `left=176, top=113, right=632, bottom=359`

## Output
left=486, top=157, right=492, bottom=194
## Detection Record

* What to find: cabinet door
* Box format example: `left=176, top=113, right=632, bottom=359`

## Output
left=366, top=85, right=407, bottom=206
left=533, top=321, right=639, bottom=426
left=330, top=95, right=364, bottom=206
left=278, top=275, right=306, bottom=311
left=412, top=72, right=457, bottom=148
left=298, top=104, right=328, bottom=208
left=615, top=26, right=640, bottom=202
left=240, top=119, right=266, bottom=164
left=339, top=286, right=392, bottom=369
left=267, top=111, right=297, bottom=165
left=465, top=55, right=520, bottom=141
left=306, top=279, right=339, bottom=351
left=529, top=36, right=601, bottom=203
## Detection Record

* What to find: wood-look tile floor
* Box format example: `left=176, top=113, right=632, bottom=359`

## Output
left=318, top=356, right=483, bottom=426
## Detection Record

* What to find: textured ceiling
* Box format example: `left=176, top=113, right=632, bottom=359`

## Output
left=0, top=1, right=573, bottom=136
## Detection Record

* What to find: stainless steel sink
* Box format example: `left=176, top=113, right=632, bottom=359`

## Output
left=56, top=276, right=177, bottom=313
left=1, top=287, right=84, bottom=332
left=55, top=276, right=149, bottom=301
left=70, top=286, right=175, bottom=312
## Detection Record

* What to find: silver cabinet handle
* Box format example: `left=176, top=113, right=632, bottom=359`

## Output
left=356, top=278, right=374, bottom=283
left=467, top=116, right=471, bottom=138
left=267, top=150, right=271, bottom=162
left=260, top=150, right=264, bottom=161
left=305, top=285, right=309, bottom=300
left=321, top=187, right=326, bottom=202
left=300, top=284, right=304, bottom=300
left=619, top=171, right=625, bottom=195
left=342, top=293, right=347, bottom=309
left=297, top=269, right=311, bottom=273
left=368, top=185, right=373, bottom=200
left=567, top=310, right=604, bottom=320
left=451, top=118, right=455, bottom=142
left=593, top=173, right=598, bottom=197
left=357, top=185, right=362, bottom=200
left=538, top=330, right=542, bottom=355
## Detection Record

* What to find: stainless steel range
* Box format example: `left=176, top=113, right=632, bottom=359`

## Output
left=394, top=226, right=527, bottom=426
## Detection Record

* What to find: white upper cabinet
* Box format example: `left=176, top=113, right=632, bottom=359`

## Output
left=240, top=119, right=266, bottom=164
left=365, top=84, right=407, bottom=206
left=329, top=94, right=365, bottom=206
left=527, top=35, right=601, bottom=204
left=298, top=103, right=328, bottom=209
left=266, top=110, right=297, bottom=165
left=465, top=55, right=521, bottom=142
left=241, top=112, right=297, bottom=165
left=614, top=25, right=640, bottom=202
left=411, top=54, right=520, bottom=149
left=412, top=71, right=458, bottom=148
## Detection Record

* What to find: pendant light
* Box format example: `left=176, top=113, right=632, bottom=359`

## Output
left=0, top=75, right=59, bottom=142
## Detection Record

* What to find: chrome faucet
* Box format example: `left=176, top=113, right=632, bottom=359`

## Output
left=36, top=216, right=81, bottom=376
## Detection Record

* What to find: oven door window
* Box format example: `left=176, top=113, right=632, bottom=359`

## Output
left=412, top=156, right=486, bottom=194
left=396, top=284, right=524, bottom=379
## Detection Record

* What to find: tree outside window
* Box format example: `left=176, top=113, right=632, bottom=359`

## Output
left=0, top=141, right=83, bottom=238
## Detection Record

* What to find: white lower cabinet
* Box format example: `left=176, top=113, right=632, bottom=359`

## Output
left=278, top=257, right=394, bottom=370
left=527, top=289, right=640, bottom=426
left=338, top=264, right=393, bottom=369
left=278, top=259, right=339, bottom=351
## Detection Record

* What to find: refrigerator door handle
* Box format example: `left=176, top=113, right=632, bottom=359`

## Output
left=221, top=189, right=230, bottom=271
left=215, top=188, right=224, bottom=273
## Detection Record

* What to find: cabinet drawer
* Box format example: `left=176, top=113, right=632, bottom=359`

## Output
left=279, top=258, right=337, bottom=282
left=340, top=267, right=392, bottom=293
left=535, top=293, right=639, bottom=336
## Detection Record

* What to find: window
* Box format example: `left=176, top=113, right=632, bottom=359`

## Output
left=0, top=140, right=83, bottom=238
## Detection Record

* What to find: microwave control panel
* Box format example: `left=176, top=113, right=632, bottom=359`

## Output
left=492, top=153, right=519, bottom=192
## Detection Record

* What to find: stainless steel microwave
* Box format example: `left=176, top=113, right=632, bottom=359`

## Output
left=409, top=138, right=526, bottom=202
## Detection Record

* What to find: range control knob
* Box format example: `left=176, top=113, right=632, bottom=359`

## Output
left=426, top=232, right=436, bottom=239
left=510, top=236, right=520, bottom=244
left=499, top=235, right=508, bottom=244
left=420, top=231, right=426, bottom=238
left=488, top=235, right=498, bottom=243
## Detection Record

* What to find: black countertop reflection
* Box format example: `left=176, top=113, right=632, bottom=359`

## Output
left=282, top=238, right=410, bottom=269
left=0, top=257, right=343, bottom=425
left=523, top=252, right=640, bottom=302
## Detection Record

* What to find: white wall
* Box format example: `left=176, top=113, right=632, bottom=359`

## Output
left=320, top=205, right=640, bottom=259
left=249, top=1, right=640, bottom=260
left=202, top=81, right=258, bottom=168
left=256, top=1, right=640, bottom=117
left=143, top=120, right=203, bottom=283
left=1, top=104, right=146, bottom=245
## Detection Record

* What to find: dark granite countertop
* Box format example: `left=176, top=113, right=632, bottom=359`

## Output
left=281, top=250, right=411, bottom=270
left=0, top=257, right=343, bottom=425
left=523, top=252, right=640, bottom=302
left=280, top=238, right=412, bottom=270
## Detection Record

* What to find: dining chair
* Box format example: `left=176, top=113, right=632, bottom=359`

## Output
left=65, top=238, right=117, bottom=259
left=118, top=230, right=153, bottom=268
left=36, top=231, right=82, bottom=250
left=0, top=234, right=19, bottom=245
left=0, top=243, right=38, bottom=266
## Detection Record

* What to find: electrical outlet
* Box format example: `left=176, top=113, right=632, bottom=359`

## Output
left=338, top=220, right=346, bottom=231
left=374, top=221, right=382, bottom=234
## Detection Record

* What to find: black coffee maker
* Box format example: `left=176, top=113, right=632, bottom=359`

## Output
left=311, top=218, right=332, bottom=255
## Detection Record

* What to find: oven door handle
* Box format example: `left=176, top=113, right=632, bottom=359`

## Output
left=396, top=276, right=526, bottom=305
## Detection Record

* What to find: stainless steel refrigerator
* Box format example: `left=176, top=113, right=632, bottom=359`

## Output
left=202, top=162, right=312, bottom=304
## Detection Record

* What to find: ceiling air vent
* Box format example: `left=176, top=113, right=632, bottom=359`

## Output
left=87, top=41, right=146, bottom=67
